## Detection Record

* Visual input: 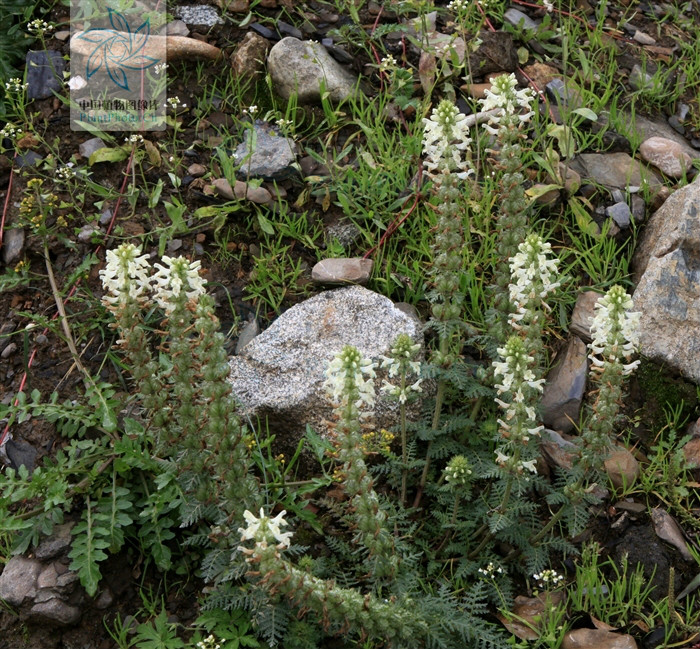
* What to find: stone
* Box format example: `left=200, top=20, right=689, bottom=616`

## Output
left=15, top=150, right=43, bottom=168
left=325, top=218, right=361, bottom=249
left=311, top=258, right=374, bottom=285
left=0, top=556, right=41, bottom=606
left=228, top=286, right=423, bottom=461
left=231, top=32, right=270, bottom=78
left=26, top=50, right=65, bottom=100
left=233, top=122, right=297, bottom=180
left=541, top=336, right=588, bottom=434
left=651, top=507, right=693, bottom=560
left=639, top=136, right=694, bottom=178
left=167, top=239, right=183, bottom=252
left=503, top=8, right=538, bottom=31
left=187, top=163, right=206, bottom=177
left=521, top=63, right=560, bottom=90
left=29, top=599, right=81, bottom=626
left=175, top=5, right=223, bottom=27
left=634, top=114, right=699, bottom=161
left=235, top=318, right=260, bottom=354
left=562, top=628, right=637, bottom=649
left=632, top=176, right=700, bottom=382
left=570, top=292, right=601, bottom=343
left=633, top=30, right=656, bottom=45
left=1, top=342, right=16, bottom=359
left=78, top=224, right=102, bottom=243
left=37, top=564, right=59, bottom=590
left=4, top=438, right=37, bottom=473
left=161, top=19, right=190, bottom=36
left=95, top=586, right=114, bottom=609
left=267, top=37, right=359, bottom=104
left=541, top=429, right=577, bottom=470
left=568, top=152, right=663, bottom=192
left=604, top=447, right=639, bottom=489
left=2, top=228, right=25, bottom=265
left=212, top=178, right=236, bottom=199
left=545, top=78, right=582, bottom=109
left=469, top=31, right=518, bottom=76
left=78, top=137, right=106, bottom=159
left=35, top=523, right=74, bottom=560
left=683, top=436, right=700, bottom=468
left=236, top=182, right=272, bottom=204
left=606, top=202, right=631, bottom=228
left=71, top=32, right=221, bottom=62
left=629, top=64, right=654, bottom=91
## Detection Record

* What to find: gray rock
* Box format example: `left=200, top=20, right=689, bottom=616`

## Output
left=570, top=291, right=600, bottom=343
left=29, top=598, right=81, bottom=626
left=167, top=239, right=183, bottom=252
left=541, top=429, right=577, bottom=470
left=78, top=224, right=102, bottom=243
left=639, top=136, right=694, bottom=178
left=541, top=336, right=588, bottom=434
left=311, top=258, right=373, bottom=285
left=235, top=318, right=260, bottom=354
left=606, top=202, right=631, bottom=228
left=629, top=63, right=655, bottom=91
left=78, top=137, right=106, bottom=159
left=5, top=438, right=37, bottom=473
left=2, top=228, right=25, bottom=265
left=1, top=342, right=16, bottom=359
left=175, top=5, right=223, bottom=27
left=632, top=176, right=700, bottom=382
left=95, top=586, right=114, bottom=610
left=228, top=286, right=423, bottom=457
left=234, top=121, right=297, bottom=180
left=631, top=194, right=646, bottom=223
left=0, top=556, right=41, bottom=606
left=324, top=218, right=361, bottom=250
left=187, top=163, right=206, bottom=177
left=503, top=8, right=538, bottom=31
left=15, top=151, right=42, bottom=168
left=267, top=37, right=359, bottom=104
left=562, top=628, right=637, bottom=649
left=26, top=50, right=65, bottom=100
left=231, top=31, right=270, bottom=78
left=633, top=30, right=656, bottom=45
left=35, top=523, right=74, bottom=560
left=568, top=152, right=663, bottom=191
left=545, top=78, right=581, bottom=109
left=37, top=564, right=59, bottom=590
left=668, top=115, right=686, bottom=136
left=99, top=209, right=113, bottom=226
left=634, top=114, right=698, bottom=160
left=161, top=19, right=190, bottom=36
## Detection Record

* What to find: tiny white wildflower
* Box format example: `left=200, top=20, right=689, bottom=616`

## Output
left=27, top=18, right=53, bottom=35
left=5, top=78, right=27, bottom=93
left=154, top=62, right=168, bottom=75
left=165, top=96, right=187, bottom=110
left=238, top=508, right=293, bottom=548
left=124, top=134, right=144, bottom=144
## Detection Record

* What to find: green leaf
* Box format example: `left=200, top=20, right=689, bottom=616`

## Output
left=257, top=212, right=274, bottom=235
left=149, top=178, right=164, bottom=208
left=572, top=107, right=598, bottom=121
left=88, top=147, right=130, bottom=166
left=570, top=198, right=600, bottom=237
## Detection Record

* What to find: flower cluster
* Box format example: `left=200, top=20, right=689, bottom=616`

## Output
left=494, top=448, right=538, bottom=474
left=444, top=455, right=472, bottom=486
left=324, top=346, right=376, bottom=412
left=533, top=569, right=564, bottom=587
left=195, top=635, right=221, bottom=649
left=100, top=243, right=152, bottom=308
left=493, top=336, right=545, bottom=397
left=238, top=508, right=293, bottom=552
left=100, top=243, right=205, bottom=314
left=508, top=234, right=561, bottom=314
left=379, top=333, right=422, bottom=404
left=422, top=99, right=473, bottom=178
left=478, top=562, right=504, bottom=578
left=165, top=96, right=187, bottom=110
left=152, top=256, right=206, bottom=313
left=5, top=78, right=27, bottom=93
left=588, top=285, right=641, bottom=375
left=0, top=124, right=24, bottom=141
left=27, top=18, right=53, bottom=35
left=479, top=73, right=535, bottom=135
left=124, top=134, right=144, bottom=144
left=55, top=164, right=76, bottom=181
left=379, top=54, right=397, bottom=72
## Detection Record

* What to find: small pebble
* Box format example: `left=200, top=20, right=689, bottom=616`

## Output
left=193, top=243, right=204, bottom=256
left=1, top=343, right=17, bottom=359
left=36, top=334, right=49, bottom=345
left=633, top=30, right=656, bottom=45
left=167, top=239, right=183, bottom=252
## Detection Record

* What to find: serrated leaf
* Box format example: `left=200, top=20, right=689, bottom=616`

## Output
left=89, top=147, right=129, bottom=166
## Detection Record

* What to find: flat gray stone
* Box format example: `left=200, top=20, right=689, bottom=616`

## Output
left=0, top=556, right=41, bottom=606
left=29, top=598, right=81, bottom=626
left=235, top=318, right=260, bottom=354
left=629, top=63, right=655, bottom=91
left=503, top=8, right=538, bottom=30
left=78, top=137, right=106, bottom=159
left=35, top=524, right=74, bottom=560
left=569, top=152, right=663, bottom=191
left=228, top=286, right=423, bottom=457
left=267, top=37, right=359, bottom=104
left=26, top=50, right=65, bottom=100
left=175, top=5, right=223, bottom=26
left=233, top=121, right=297, bottom=180
left=606, top=201, right=631, bottom=228
left=570, top=290, right=599, bottom=342
left=541, top=336, right=588, bottom=434
left=640, top=136, right=694, bottom=178
left=311, top=258, right=373, bottom=285
left=632, top=175, right=700, bottom=382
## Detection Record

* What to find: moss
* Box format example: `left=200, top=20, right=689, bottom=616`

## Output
left=635, top=358, right=698, bottom=433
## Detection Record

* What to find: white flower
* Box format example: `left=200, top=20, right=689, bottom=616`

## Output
left=324, top=346, right=377, bottom=412
left=238, top=508, right=293, bottom=548
left=508, top=234, right=561, bottom=318
left=520, top=459, right=538, bottom=474
left=5, top=78, right=27, bottom=92
left=542, top=0, right=555, bottom=11
left=154, top=62, right=168, bottom=75
left=495, top=448, right=510, bottom=465
left=100, top=243, right=151, bottom=307
left=422, top=99, right=473, bottom=178
left=165, top=96, right=187, bottom=110
left=588, top=285, right=640, bottom=374
left=478, top=73, right=535, bottom=134
left=152, top=255, right=206, bottom=312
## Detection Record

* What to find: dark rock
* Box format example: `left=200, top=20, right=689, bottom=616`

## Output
left=606, top=202, right=631, bottom=228
left=250, top=23, right=279, bottom=41
left=545, top=78, right=581, bottom=109
left=541, top=336, right=588, bottom=433
left=35, top=523, right=74, bottom=560
left=324, top=43, right=353, bottom=65
left=231, top=31, right=270, bottom=78
left=276, top=20, right=302, bottom=39
left=668, top=115, right=685, bottom=135
left=630, top=194, right=646, bottom=223
left=570, top=290, right=599, bottom=343
left=5, top=438, right=38, bottom=473
left=26, top=50, right=65, bottom=100
left=78, top=137, right=106, bottom=158
left=15, top=151, right=43, bottom=168
left=503, top=8, right=538, bottom=31
left=469, top=31, right=518, bottom=76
